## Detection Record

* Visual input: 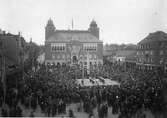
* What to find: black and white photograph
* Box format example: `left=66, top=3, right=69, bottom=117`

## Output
left=0, top=0, right=167, bottom=117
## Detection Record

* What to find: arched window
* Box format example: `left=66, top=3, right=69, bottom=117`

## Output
left=59, top=46, right=61, bottom=51
left=62, top=46, right=65, bottom=51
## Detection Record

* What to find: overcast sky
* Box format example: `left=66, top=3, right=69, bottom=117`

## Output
left=0, top=0, right=167, bottom=45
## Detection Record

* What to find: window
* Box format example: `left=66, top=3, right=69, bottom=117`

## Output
left=150, top=51, right=153, bottom=55
left=159, top=42, right=162, bottom=47
left=80, top=61, right=83, bottom=65
left=67, top=55, right=70, bottom=59
left=150, top=58, right=153, bottom=63
left=62, top=54, right=65, bottom=59
left=139, top=58, right=142, bottom=62
left=145, top=51, right=149, bottom=54
left=62, top=46, right=65, bottom=50
left=52, top=54, right=55, bottom=59
left=59, top=46, right=62, bottom=51
left=52, top=46, right=55, bottom=51
left=160, top=58, right=164, bottom=64
left=94, top=54, right=97, bottom=59
left=51, top=43, right=66, bottom=52
left=137, top=51, right=139, bottom=55
left=90, top=54, right=93, bottom=59
left=141, top=45, right=143, bottom=49
left=0, top=41, right=2, bottom=48
left=160, top=50, right=164, bottom=55
left=83, top=43, right=97, bottom=52
left=57, top=55, right=60, bottom=59
left=148, top=44, right=150, bottom=49
left=84, top=62, right=87, bottom=65
left=148, top=58, right=152, bottom=63
left=141, top=52, right=143, bottom=55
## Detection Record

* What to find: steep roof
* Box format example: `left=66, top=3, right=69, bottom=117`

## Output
left=123, top=44, right=137, bottom=50
left=116, top=50, right=136, bottom=57
left=46, top=30, right=102, bottom=43
left=139, top=31, right=167, bottom=44
left=103, top=50, right=116, bottom=56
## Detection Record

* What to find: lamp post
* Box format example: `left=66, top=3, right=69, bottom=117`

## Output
left=81, top=56, right=84, bottom=79
left=87, top=52, right=90, bottom=77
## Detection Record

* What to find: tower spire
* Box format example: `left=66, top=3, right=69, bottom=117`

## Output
left=45, top=18, right=55, bottom=40
left=89, top=20, right=99, bottom=39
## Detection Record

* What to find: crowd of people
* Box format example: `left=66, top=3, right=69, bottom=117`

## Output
left=0, top=60, right=167, bottom=118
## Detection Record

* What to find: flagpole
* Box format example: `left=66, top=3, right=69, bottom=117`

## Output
left=3, top=54, right=6, bottom=106
left=72, top=19, right=74, bottom=30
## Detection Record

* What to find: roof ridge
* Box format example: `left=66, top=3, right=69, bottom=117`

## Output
left=46, top=30, right=103, bottom=43
left=55, top=30, right=89, bottom=33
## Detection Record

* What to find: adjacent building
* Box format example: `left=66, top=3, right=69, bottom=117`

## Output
left=103, top=45, right=137, bottom=63
left=136, top=31, right=167, bottom=71
left=44, top=19, right=103, bottom=69
left=0, top=31, right=25, bottom=77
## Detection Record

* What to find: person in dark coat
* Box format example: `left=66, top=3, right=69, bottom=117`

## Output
left=1, top=108, right=8, bottom=117
left=15, top=106, right=22, bottom=117
left=69, top=109, right=75, bottom=118
left=9, top=107, right=16, bottom=117
left=29, top=111, right=35, bottom=117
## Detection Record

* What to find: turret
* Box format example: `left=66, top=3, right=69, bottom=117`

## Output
left=88, top=20, right=99, bottom=39
left=45, top=18, right=55, bottom=40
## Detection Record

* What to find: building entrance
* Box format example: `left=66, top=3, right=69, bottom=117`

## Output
left=72, top=56, right=78, bottom=64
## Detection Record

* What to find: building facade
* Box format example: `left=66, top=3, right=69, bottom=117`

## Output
left=44, top=19, right=103, bottom=69
left=136, top=31, right=167, bottom=71
left=103, top=45, right=136, bottom=63
left=0, top=31, right=25, bottom=77
left=0, top=31, right=25, bottom=66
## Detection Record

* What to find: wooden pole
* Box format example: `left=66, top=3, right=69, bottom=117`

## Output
left=82, top=62, right=84, bottom=79
left=2, top=45, right=6, bottom=107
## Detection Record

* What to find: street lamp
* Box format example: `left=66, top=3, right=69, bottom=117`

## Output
left=80, top=55, right=84, bottom=79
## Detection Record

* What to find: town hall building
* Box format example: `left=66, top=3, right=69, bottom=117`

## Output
left=44, top=19, right=103, bottom=69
